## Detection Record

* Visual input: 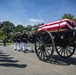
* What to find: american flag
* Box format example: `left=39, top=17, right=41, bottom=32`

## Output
left=38, top=19, right=76, bottom=32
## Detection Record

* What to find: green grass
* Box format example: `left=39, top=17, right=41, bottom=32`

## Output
left=0, top=42, right=35, bottom=47
left=0, top=42, right=33, bottom=47
left=0, top=42, right=13, bottom=45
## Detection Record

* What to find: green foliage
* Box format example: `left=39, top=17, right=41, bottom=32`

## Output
left=26, top=25, right=32, bottom=31
left=62, top=13, right=76, bottom=22
left=73, top=18, right=76, bottom=22
left=0, top=29, right=3, bottom=35
left=0, top=29, right=7, bottom=41
left=15, top=24, right=25, bottom=32
left=1, top=21, right=15, bottom=42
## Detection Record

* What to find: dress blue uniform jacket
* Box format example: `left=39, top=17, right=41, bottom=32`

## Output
left=16, top=35, right=21, bottom=43
left=29, top=34, right=35, bottom=43
left=21, top=34, right=28, bottom=43
left=13, top=36, right=17, bottom=42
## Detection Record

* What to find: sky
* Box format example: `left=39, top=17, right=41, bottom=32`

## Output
left=0, top=0, right=76, bottom=26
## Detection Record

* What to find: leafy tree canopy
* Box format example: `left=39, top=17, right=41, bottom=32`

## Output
left=62, top=13, right=76, bottom=22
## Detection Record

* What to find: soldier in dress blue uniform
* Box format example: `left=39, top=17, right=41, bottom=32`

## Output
left=16, top=32, right=21, bottom=51
left=28, top=32, right=35, bottom=52
left=13, top=33, right=17, bottom=50
left=21, top=30, right=28, bottom=53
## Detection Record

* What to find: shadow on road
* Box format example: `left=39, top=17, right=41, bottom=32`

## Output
left=49, top=55, right=76, bottom=66
left=0, top=50, right=27, bottom=68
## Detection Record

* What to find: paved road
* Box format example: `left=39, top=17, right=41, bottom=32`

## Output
left=0, top=45, right=76, bottom=75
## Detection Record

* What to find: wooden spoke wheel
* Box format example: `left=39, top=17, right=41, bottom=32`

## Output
left=56, top=46, right=75, bottom=58
left=35, top=30, right=54, bottom=61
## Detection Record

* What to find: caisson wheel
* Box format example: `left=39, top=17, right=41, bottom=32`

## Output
left=56, top=46, right=75, bottom=58
left=35, top=30, right=55, bottom=61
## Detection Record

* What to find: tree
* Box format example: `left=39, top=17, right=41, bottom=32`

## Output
left=33, top=23, right=44, bottom=34
left=73, top=18, right=76, bottom=22
left=0, top=29, right=7, bottom=42
left=0, top=29, right=3, bottom=40
left=15, top=24, right=25, bottom=32
left=62, top=13, right=76, bottom=22
left=2, top=21, right=15, bottom=42
left=26, top=25, right=32, bottom=31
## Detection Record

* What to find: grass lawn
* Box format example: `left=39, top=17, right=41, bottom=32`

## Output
left=0, top=42, right=32, bottom=47
left=0, top=42, right=13, bottom=45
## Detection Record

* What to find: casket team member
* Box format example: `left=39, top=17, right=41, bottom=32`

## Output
left=13, top=33, right=17, bottom=50
left=21, top=30, right=28, bottom=53
left=28, top=32, right=35, bottom=52
left=16, top=32, right=21, bottom=51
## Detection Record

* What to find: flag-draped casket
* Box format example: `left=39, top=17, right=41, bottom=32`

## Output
left=38, top=19, right=76, bottom=32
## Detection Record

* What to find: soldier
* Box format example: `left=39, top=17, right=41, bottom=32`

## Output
left=28, top=32, right=35, bottom=52
left=13, top=33, right=17, bottom=50
left=16, top=32, right=21, bottom=51
left=21, top=30, right=28, bottom=53
left=3, top=38, right=7, bottom=46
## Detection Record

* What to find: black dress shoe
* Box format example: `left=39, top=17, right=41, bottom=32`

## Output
left=18, top=50, right=20, bottom=52
left=26, top=49, right=28, bottom=51
left=32, top=50, right=34, bottom=53
left=23, top=51, right=26, bottom=53
left=15, top=49, right=17, bottom=50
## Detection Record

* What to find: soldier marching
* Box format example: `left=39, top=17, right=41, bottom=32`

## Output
left=21, top=30, right=28, bottom=53
left=13, top=30, right=36, bottom=53
left=13, top=33, right=17, bottom=50
left=28, top=32, right=35, bottom=52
